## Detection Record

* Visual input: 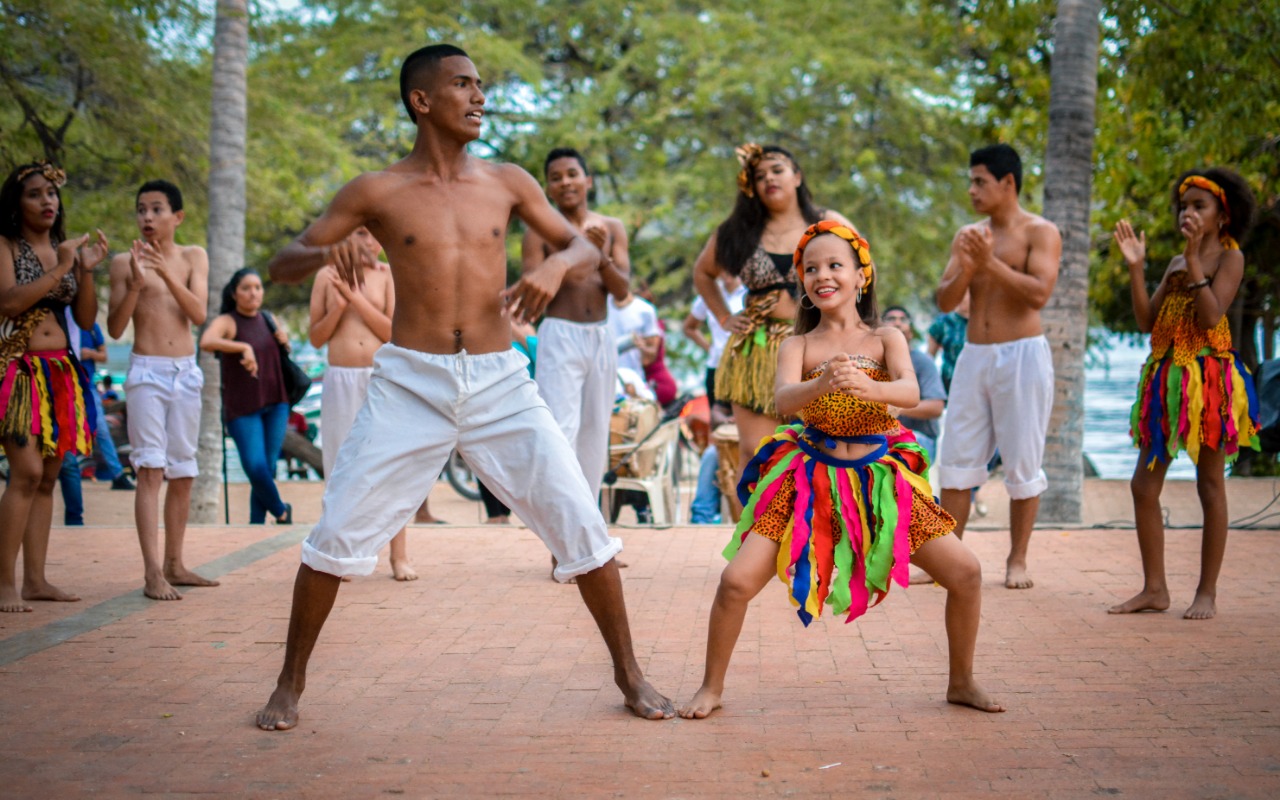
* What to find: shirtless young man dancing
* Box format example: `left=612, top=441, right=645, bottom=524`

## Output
left=256, top=44, right=673, bottom=730
left=934, top=144, right=1061, bottom=589
left=107, top=180, right=217, bottom=601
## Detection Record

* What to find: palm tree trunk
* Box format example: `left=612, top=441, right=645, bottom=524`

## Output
left=191, top=0, right=249, bottom=523
left=1040, top=0, right=1101, bottom=524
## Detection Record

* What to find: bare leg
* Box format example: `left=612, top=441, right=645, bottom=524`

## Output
left=413, top=499, right=445, bottom=524
left=1187, top=447, right=1227, bottom=620
left=679, top=533, right=778, bottom=719
left=572, top=559, right=674, bottom=720
left=388, top=529, right=417, bottom=581
left=135, top=467, right=180, bottom=600
left=1005, top=495, right=1038, bottom=589
left=258, top=564, right=342, bottom=730
left=910, top=534, right=1004, bottom=712
left=0, top=440, right=43, bottom=612
left=731, top=404, right=780, bottom=479
left=162, top=477, right=218, bottom=588
left=1109, top=451, right=1171, bottom=614
left=940, top=488, right=973, bottom=540
left=21, top=454, right=79, bottom=603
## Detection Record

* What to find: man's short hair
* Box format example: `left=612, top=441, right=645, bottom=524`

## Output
left=137, top=179, right=183, bottom=212
left=970, top=144, right=1022, bottom=194
left=400, top=44, right=470, bottom=123
left=544, top=147, right=589, bottom=177
left=882, top=305, right=910, bottom=319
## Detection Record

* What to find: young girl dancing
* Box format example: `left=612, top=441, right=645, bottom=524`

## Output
left=1111, top=168, right=1258, bottom=620
left=680, top=221, right=1003, bottom=718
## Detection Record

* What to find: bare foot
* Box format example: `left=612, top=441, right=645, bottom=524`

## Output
left=391, top=559, right=418, bottom=581
left=1183, top=592, right=1216, bottom=620
left=485, top=515, right=510, bottom=525
left=144, top=576, right=183, bottom=601
left=550, top=555, right=576, bottom=584
left=414, top=511, right=446, bottom=524
left=909, top=565, right=936, bottom=585
left=257, top=684, right=300, bottom=731
left=22, top=581, right=81, bottom=603
left=1107, top=588, right=1170, bottom=614
left=947, top=681, right=1006, bottom=713
left=619, top=674, right=674, bottom=720
left=340, top=575, right=353, bottom=582
left=678, top=686, right=723, bottom=719
left=617, top=559, right=629, bottom=569
left=1, top=588, right=33, bottom=613
left=165, top=568, right=220, bottom=588
left=1004, top=563, right=1034, bottom=589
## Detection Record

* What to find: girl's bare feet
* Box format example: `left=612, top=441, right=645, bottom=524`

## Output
left=1004, top=562, right=1034, bottom=589
left=1183, top=591, right=1216, bottom=620
left=946, top=681, right=1005, bottom=713
left=1, top=588, right=33, bottom=612
left=165, top=567, right=220, bottom=588
left=391, top=558, right=418, bottom=581
left=1108, top=588, right=1170, bottom=614
left=144, top=576, right=183, bottom=601
left=22, top=580, right=80, bottom=603
left=678, top=686, right=723, bottom=719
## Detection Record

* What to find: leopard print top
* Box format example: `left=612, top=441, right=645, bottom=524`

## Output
left=1149, top=270, right=1232, bottom=367
left=799, top=354, right=899, bottom=436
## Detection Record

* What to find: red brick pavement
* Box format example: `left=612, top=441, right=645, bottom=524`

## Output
left=2, top=511, right=1279, bottom=797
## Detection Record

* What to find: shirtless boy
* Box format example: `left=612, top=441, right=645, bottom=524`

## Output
left=934, top=144, right=1061, bottom=589
left=256, top=45, right=672, bottom=730
left=523, top=148, right=631, bottom=577
left=107, top=180, right=217, bottom=601
left=308, top=226, right=416, bottom=580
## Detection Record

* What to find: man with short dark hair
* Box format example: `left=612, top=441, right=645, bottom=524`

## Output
left=257, top=45, right=672, bottom=730
left=935, top=144, right=1061, bottom=590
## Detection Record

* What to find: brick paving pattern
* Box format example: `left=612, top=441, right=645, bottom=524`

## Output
left=2, top=480, right=1279, bottom=797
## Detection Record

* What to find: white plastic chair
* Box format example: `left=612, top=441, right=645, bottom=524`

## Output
left=601, top=419, right=682, bottom=527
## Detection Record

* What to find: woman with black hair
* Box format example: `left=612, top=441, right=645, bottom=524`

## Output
left=200, top=268, right=293, bottom=525
left=692, top=144, right=860, bottom=474
left=0, top=161, right=109, bottom=612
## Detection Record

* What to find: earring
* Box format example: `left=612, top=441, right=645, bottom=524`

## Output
left=856, top=287, right=863, bottom=304
left=800, top=294, right=816, bottom=310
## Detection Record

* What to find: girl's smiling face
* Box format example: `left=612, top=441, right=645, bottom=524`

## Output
left=801, top=234, right=864, bottom=310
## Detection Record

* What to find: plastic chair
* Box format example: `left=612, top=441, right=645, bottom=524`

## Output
left=601, top=419, right=682, bottom=526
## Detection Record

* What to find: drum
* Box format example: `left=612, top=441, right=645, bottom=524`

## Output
left=711, top=423, right=743, bottom=523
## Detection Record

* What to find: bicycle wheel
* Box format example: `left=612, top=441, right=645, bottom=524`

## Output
left=444, top=450, right=481, bottom=501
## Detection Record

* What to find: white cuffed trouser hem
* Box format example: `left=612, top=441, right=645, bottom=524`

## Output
left=937, top=465, right=991, bottom=492
left=1004, top=471, right=1048, bottom=500
left=300, top=539, right=379, bottom=578
left=552, top=536, right=624, bottom=583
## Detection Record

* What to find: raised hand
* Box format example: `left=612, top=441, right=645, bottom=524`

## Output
left=960, top=226, right=994, bottom=269
left=78, top=229, right=110, bottom=271
left=132, top=239, right=168, bottom=280
left=328, top=271, right=354, bottom=306
left=584, top=224, right=609, bottom=252
left=327, top=235, right=372, bottom=289
left=501, top=263, right=564, bottom=324
left=56, top=234, right=91, bottom=274
left=723, top=313, right=752, bottom=335
left=1113, top=220, right=1146, bottom=269
left=1180, top=209, right=1205, bottom=250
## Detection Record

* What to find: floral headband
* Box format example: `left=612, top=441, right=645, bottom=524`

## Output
left=734, top=143, right=764, bottom=197
left=794, top=220, right=874, bottom=288
left=1178, top=175, right=1238, bottom=250
left=15, top=160, right=67, bottom=188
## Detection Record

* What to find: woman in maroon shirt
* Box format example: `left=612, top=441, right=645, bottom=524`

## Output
left=200, top=268, right=292, bottom=524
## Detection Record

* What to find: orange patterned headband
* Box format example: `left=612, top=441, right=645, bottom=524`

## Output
left=1178, top=175, right=1239, bottom=250
left=1179, top=176, right=1230, bottom=222
left=15, top=160, right=67, bottom=188
left=793, top=220, right=874, bottom=288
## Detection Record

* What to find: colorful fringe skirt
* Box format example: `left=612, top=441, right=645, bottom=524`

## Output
left=1130, top=347, right=1259, bottom=469
left=725, top=424, right=954, bottom=626
left=0, top=350, right=96, bottom=459
left=715, top=317, right=792, bottom=418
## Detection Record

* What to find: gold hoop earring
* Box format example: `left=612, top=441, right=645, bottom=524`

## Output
left=800, top=294, right=816, bottom=310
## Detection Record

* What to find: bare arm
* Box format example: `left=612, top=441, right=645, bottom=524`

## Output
left=682, top=312, right=711, bottom=353
left=174, top=246, right=209, bottom=326
left=598, top=218, right=632, bottom=302
left=0, top=234, right=95, bottom=318
left=307, top=268, right=346, bottom=348
left=1180, top=215, right=1245, bottom=330
left=902, top=398, right=945, bottom=420
left=269, top=175, right=374, bottom=286
left=107, top=252, right=141, bottom=339
left=199, top=313, right=258, bottom=376
left=926, top=335, right=941, bottom=358
left=861, top=328, right=921, bottom=408
left=936, top=230, right=976, bottom=313
left=774, top=335, right=828, bottom=418
left=1116, top=220, right=1163, bottom=333
left=505, top=166, right=597, bottom=322
left=693, top=233, right=735, bottom=327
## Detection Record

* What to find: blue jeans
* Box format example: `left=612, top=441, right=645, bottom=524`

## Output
left=90, top=387, right=124, bottom=480
left=226, top=402, right=289, bottom=524
left=58, top=454, right=84, bottom=525
left=689, top=446, right=722, bottom=524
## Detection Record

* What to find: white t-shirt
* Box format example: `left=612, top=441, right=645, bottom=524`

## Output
left=607, top=295, right=662, bottom=376
left=690, top=282, right=747, bottom=369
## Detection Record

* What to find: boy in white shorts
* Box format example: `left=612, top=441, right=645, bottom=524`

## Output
left=256, top=45, right=672, bottom=732
left=935, top=144, right=1062, bottom=590
left=108, top=180, right=218, bottom=601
